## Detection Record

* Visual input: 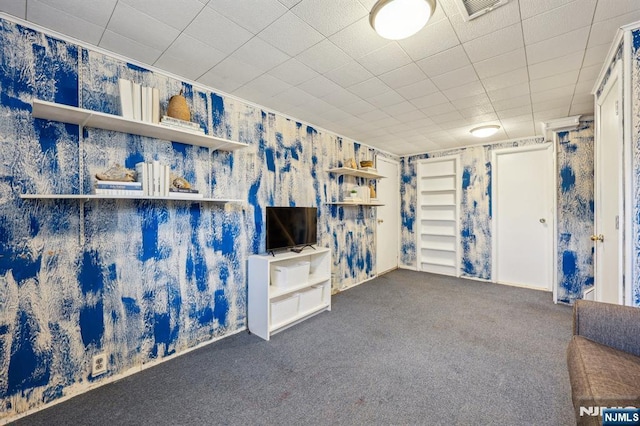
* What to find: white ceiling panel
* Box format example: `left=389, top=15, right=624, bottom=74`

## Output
left=416, top=45, right=471, bottom=78
left=321, top=88, right=362, bottom=106
left=398, top=18, right=461, bottom=61
left=379, top=63, right=428, bottom=90
left=328, top=17, right=390, bottom=58
left=297, top=75, right=342, bottom=98
left=519, top=0, right=575, bottom=20
left=291, top=0, right=368, bottom=37
left=121, top=0, right=205, bottom=31
left=230, top=37, right=290, bottom=74
left=410, top=92, right=449, bottom=109
left=198, top=56, right=264, bottom=93
left=268, top=58, right=320, bottom=86
left=432, top=65, right=478, bottom=91
left=100, top=30, right=163, bottom=65
left=347, top=77, right=391, bottom=98
left=530, top=85, right=575, bottom=103
left=367, top=90, right=405, bottom=108
left=340, top=99, right=377, bottom=115
left=530, top=69, right=580, bottom=92
left=154, top=33, right=226, bottom=80
left=258, top=11, right=324, bottom=56
left=421, top=102, right=457, bottom=117
left=450, top=93, right=492, bottom=109
left=583, top=43, right=612, bottom=67
left=473, top=48, right=527, bottom=79
left=208, top=0, right=288, bottom=34
left=448, top=1, right=521, bottom=43
left=496, top=105, right=533, bottom=119
left=34, top=0, right=116, bottom=26
left=462, top=23, right=524, bottom=63
left=0, top=0, right=26, bottom=19
left=107, top=2, right=179, bottom=52
left=481, top=67, right=529, bottom=92
left=588, top=10, right=640, bottom=47
left=570, top=101, right=594, bottom=115
left=278, top=0, right=303, bottom=8
left=534, top=106, right=571, bottom=121
left=593, top=0, right=640, bottom=22
left=295, top=39, right=351, bottom=74
left=522, top=0, right=596, bottom=45
left=27, top=0, right=106, bottom=45
left=395, top=79, right=439, bottom=100
left=577, top=63, right=604, bottom=83
left=357, top=43, right=413, bottom=75
left=443, top=81, right=486, bottom=101
left=527, top=51, right=584, bottom=80
left=233, top=74, right=293, bottom=99
left=526, top=26, right=590, bottom=64
left=183, top=7, right=254, bottom=55
left=324, top=61, right=374, bottom=88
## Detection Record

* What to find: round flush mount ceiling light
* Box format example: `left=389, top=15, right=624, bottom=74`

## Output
left=470, top=125, right=501, bottom=138
left=369, top=0, right=436, bottom=40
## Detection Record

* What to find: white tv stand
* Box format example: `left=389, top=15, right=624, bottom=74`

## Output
left=248, top=247, right=331, bottom=340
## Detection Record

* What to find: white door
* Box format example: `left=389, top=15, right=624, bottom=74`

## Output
left=594, top=63, right=623, bottom=304
left=492, top=144, right=554, bottom=290
left=376, top=157, right=399, bottom=275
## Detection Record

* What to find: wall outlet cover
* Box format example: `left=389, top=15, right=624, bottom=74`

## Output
left=92, top=353, right=107, bottom=377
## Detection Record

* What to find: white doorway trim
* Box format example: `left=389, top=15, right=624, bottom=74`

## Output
left=376, top=156, right=400, bottom=275
left=491, top=142, right=556, bottom=294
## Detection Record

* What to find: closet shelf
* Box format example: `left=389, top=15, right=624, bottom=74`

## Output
left=20, top=194, right=243, bottom=203
left=327, top=167, right=385, bottom=179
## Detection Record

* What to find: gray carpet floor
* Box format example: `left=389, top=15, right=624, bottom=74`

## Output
left=14, top=269, right=575, bottom=425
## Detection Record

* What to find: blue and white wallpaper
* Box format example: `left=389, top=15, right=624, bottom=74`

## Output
left=0, top=18, right=387, bottom=419
left=400, top=129, right=595, bottom=303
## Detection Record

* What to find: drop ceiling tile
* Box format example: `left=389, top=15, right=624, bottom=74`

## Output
left=321, top=87, right=362, bottom=106
left=458, top=103, right=495, bottom=119
left=416, top=45, right=471, bottom=79
left=328, top=17, right=390, bottom=59
left=107, top=2, right=179, bottom=51
left=325, top=61, right=374, bottom=88
left=588, top=9, right=640, bottom=47
left=367, top=90, right=405, bottom=108
left=450, top=93, right=492, bottom=109
left=448, top=1, right=521, bottom=43
left=482, top=67, right=529, bottom=92
left=583, top=43, right=611, bottom=67
left=443, top=81, right=485, bottom=101
left=379, top=63, right=428, bottom=90
left=496, top=104, right=533, bottom=119
left=270, top=86, right=317, bottom=107
left=527, top=51, right=584, bottom=80
left=258, top=11, right=324, bottom=56
left=291, top=0, right=368, bottom=36
left=340, top=99, right=377, bottom=115
left=199, top=56, right=264, bottom=93
left=526, top=26, right=590, bottom=65
left=183, top=6, right=254, bottom=55
left=231, top=37, right=291, bottom=73
left=432, top=65, right=478, bottom=91
left=268, top=58, right=320, bottom=86
left=278, top=0, right=303, bottom=8
left=34, top=0, right=116, bottom=26
left=295, top=39, right=351, bottom=74
left=593, top=0, right=640, bottom=22
left=301, top=97, right=335, bottom=115
left=503, top=122, right=536, bottom=137
left=208, top=0, right=288, bottom=34
left=569, top=101, right=594, bottom=115
left=27, top=0, right=106, bottom=45
left=532, top=97, right=571, bottom=113
left=473, top=48, right=526, bottom=79
left=492, top=98, right=533, bottom=115
left=395, top=109, right=429, bottom=123
left=298, top=75, right=342, bottom=98
left=530, top=69, right=579, bottom=92
left=462, top=23, right=524, bottom=63
left=410, top=91, right=449, bottom=109
left=489, top=88, right=531, bottom=107
left=360, top=109, right=392, bottom=122
left=522, top=0, right=596, bottom=45
left=398, top=18, right=460, bottom=61
left=572, top=93, right=594, bottom=105
left=347, top=77, right=391, bottom=98
left=121, top=0, right=204, bottom=31
left=100, top=30, right=163, bottom=65
left=154, top=33, right=226, bottom=80
left=534, top=106, right=571, bottom=121
left=0, top=0, right=26, bottom=18
left=577, top=64, right=603, bottom=83
left=357, top=43, right=413, bottom=76
left=234, top=73, right=293, bottom=99
left=421, top=102, right=457, bottom=117
left=576, top=79, right=598, bottom=95
left=519, top=0, right=575, bottom=19
left=395, top=79, right=439, bottom=100
left=500, top=114, right=535, bottom=125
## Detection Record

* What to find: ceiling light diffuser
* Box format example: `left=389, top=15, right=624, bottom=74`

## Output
left=370, top=0, right=436, bottom=40
left=470, top=125, right=500, bottom=138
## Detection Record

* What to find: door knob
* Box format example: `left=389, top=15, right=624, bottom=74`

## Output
left=539, top=218, right=546, bottom=223
left=590, top=234, right=604, bottom=242
left=377, top=219, right=384, bottom=224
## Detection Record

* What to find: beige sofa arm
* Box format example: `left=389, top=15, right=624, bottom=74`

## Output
left=573, top=300, right=640, bottom=357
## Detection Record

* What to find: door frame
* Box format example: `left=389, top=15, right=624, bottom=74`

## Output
left=415, top=155, right=461, bottom=277
left=594, top=60, right=625, bottom=305
left=376, top=156, right=400, bottom=275
left=491, top=142, right=556, bottom=297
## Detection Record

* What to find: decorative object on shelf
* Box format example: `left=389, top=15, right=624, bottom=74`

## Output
left=345, top=158, right=357, bottom=169
left=170, top=174, right=192, bottom=190
left=369, top=184, right=376, bottom=199
left=95, top=164, right=136, bottom=182
left=360, top=160, right=374, bottom=168
left=166, top=89, right=190, bottom=121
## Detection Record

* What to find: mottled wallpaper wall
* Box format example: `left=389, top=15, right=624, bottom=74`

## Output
left=0, top=18, right=388, bottom=418
left=400, top=127, right=595, bottom=304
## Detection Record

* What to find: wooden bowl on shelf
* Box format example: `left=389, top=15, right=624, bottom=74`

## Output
left=360, top=160, right=373, bottom=168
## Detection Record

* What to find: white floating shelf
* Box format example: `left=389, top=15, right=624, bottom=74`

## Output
left=32, top=99, right=248, bottom=151
left=327, top=167, right=385, bottom=179
left=326, top=202, right=385, bottom=206
left=20, top=194, right=243, bottom=203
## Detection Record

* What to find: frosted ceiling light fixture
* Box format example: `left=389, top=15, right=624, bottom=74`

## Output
left=470, top=125, right=500, bottom=138
left=370, top=0, right=436, bottom=40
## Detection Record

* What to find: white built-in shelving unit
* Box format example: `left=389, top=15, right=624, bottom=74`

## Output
left=248, top=247, right=331, bottom=340
left=416, top=156, right=460, bottom=276
left=326, top=166, right=385, bottom=206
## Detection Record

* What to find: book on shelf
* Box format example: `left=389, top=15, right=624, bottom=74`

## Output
left=118, top=79, right=160, bottom=124
left=93, top=188, right=144, bottom=196
left=135, top=161, right=172, bottom=196
left=118, top=79, right=134, bottom=119
left=152, top=88, right=160, bottom=124
left=95, top=180, right=142, bottom=190
left=160, top=115, right=202, bottom=129
left=169, top=187, right=199, bottom=194
left=132, top=82, right=142, bottom=121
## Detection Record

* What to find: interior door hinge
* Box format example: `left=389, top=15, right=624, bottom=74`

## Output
left=616, top=215, right=619, bottom=230
left=615, top=100, right=619, bottom=116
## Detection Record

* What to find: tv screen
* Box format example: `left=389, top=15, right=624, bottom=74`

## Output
left=266, top=207, right=317, bottom=252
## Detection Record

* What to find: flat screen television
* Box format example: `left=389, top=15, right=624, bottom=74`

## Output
left=266, top=207, right=317, bottom=253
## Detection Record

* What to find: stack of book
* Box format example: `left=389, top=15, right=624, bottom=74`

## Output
left=94, top=180, right=143, bottom=196
left=159, top=115, right=204, bottom=135
left=135, top=161, right=203, bottom=199
left=118, top=79, right=160, bottom=124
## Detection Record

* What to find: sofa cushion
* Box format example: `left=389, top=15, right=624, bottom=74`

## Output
left=568, top=335, right=640, bottom=425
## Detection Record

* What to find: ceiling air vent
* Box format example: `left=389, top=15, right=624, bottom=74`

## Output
left=455, top=0, right=509, bottom=21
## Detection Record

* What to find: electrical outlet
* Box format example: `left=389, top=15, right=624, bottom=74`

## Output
left=92, top=353, right=107, bottom=377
